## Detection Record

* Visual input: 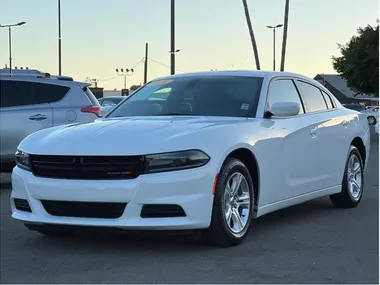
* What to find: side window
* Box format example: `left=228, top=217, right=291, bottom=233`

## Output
left=0, top=80, right=34, bottom=107
left=321, top=91, right=334, bottom=109
left=34, top=82, right=69, bottom=104
left=0, top=80, right=69, bottom=108
left=297, top=81, right=328, bottom=112
left=267, top=79, right=304, bottom=115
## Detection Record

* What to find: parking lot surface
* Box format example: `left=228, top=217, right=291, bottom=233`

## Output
left=1, top=133, right=378, bottom=284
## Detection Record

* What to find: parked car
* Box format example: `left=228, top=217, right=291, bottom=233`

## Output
left=361, top=106, right=379, bottom=125
left=343, top=103, right=378, bottom=125
left=98, top=96, right=125, bottom=116
left=11, top=70, right=370, bottom=247
left=0, top=69, right=101, bottom=172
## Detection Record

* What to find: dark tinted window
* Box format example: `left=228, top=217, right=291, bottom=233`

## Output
left=297, top=81, right=327, bottom=112
left=267, top=79, right=304, bottom=115
left=107, top=76, right=264, bottom=118
left=321, top=91, right=334, bottom=109
left=344, top=104, right=366, bottom=111
left=0, top=80, right=69, bottom=107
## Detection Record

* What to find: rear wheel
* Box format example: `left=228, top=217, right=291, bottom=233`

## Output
left=201, top=158, right=254, bottom=247
left=330, top=145, right=364, bottom=208
left=367, top=116, right=376, bottom=125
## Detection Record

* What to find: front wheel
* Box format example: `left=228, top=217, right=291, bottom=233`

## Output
left=201, top=158, right=255, bottom=247
left=330, top=145, right=364, bottom=208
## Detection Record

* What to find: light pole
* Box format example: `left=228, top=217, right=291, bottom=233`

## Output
left=116, top=68, right=134, bottom=89
left=170, top=0, right=175, bottom=75
left=266, top=24, right=283, bottom=71
left=58, top=0, right=62, bottom=75
left=0, top=21, right=26, bottom=75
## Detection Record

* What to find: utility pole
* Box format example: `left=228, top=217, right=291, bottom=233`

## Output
left=170, top=0, right=175, bottom=75
left=280, top=0, right=290, bottom=71
left=144, top=43, right=148, bottom=84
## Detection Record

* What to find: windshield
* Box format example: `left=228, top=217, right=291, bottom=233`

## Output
left=106, top=75, right=263, bottom=118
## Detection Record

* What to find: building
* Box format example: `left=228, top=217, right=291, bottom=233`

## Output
left=314, top=74, right=378, bottom=105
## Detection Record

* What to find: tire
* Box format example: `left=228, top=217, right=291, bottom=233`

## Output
left=201, top=158, right=255, bottom=247
left=367, top=116, right=376, bottom=125
left=330, top=145, right=364, bottom=208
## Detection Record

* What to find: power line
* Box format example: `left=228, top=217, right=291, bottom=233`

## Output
left=148, top=58, right=186, bottom=73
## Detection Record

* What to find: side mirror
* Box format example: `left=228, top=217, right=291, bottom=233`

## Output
left=268, top=102, right=300, bottom=117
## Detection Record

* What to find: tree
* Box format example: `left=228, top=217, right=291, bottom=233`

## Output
left=280, top=0, right=290, bottom=71
left=130, top=84, right=141, bottom=91
left=332, top=22, right=379, bottom=96
left=242, top=0, right=261, bottom=70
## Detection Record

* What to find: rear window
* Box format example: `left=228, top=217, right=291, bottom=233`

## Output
left=344, top=104, right=365, bottom=111
left=0, top=79, right=69, bottom=107
left=106, top=75, right=264, bottom=118
left=83, top=87, right=100, bottom=106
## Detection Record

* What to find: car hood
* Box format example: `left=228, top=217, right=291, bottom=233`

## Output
left=19, top=116, right=251, bottom=155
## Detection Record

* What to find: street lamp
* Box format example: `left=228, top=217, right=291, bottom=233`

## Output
left=0, top=21, right=26, bottom=75
left=266, top=24, right=283, bottom=71
left=116, top=68, right=134, bottom=89
left=170, top=0, right=175, bottom=75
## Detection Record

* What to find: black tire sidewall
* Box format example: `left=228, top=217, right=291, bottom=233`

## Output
left=213, top=158, right=254, bottom=240
left=342, top=146, right=364, bottom=204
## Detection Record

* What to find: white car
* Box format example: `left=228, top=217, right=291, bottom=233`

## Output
left=11, top=71, right=370, bottom=247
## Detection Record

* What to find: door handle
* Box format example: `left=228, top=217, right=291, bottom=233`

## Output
left=29, top=114, right=47, bottom=121
left=310, top=126, right=318, bottom=137
left=342, top=120, right=349, bottom=128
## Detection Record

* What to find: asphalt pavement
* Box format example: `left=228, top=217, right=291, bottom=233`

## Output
left=1, top=132, right=378, bottom=284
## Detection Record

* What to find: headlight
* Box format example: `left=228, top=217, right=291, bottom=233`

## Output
left=142, top=150, right=210, bottom=174
left=15, top=149, right=31, bottom=171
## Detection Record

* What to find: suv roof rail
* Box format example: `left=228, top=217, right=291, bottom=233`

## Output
left=0, top=69, right=74, bottom=81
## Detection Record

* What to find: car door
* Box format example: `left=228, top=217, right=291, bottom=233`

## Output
left=264, top=78, right=320, bottom=203
left=295, top=79, right=346, bottom=190
left=0, top=79, right=53, bottom=162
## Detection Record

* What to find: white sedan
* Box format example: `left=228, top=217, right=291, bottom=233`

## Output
left=11, top=70, right=370, bottom=247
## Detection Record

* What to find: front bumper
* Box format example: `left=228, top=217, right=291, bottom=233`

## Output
left=11, top=166, right=215, bottom=230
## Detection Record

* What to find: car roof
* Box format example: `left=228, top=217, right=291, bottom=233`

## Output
left=152, top=70, right=314, bottom=82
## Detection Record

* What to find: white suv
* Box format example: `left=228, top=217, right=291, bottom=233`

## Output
left=0, top=69, right=101, bottom=172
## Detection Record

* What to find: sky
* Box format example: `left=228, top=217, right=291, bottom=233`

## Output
left=0, top=0, right=379, bottom=90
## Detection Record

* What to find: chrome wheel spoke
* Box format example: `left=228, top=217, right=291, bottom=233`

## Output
left=231, top=173, right=243, bottom=195
left=352, top=179, right=360, bottom=191
left=231, top=209, right=244, bottom=232
left=352, top=163, right=361, bottom=175
left=236, top=193, right=250, bottom=207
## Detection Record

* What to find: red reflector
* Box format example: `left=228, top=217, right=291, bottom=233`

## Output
left=81, top=106, right=101, bottom=116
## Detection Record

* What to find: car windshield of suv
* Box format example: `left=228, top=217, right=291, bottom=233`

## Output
left=106, top=75, right=263, bottom=118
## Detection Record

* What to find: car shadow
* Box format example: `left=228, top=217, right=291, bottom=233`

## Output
left=22, top=197, right=339, bottom=252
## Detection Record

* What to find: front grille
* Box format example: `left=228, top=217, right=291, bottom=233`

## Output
left=30, top=155, right=144, bottom=180
left=41, top=200, right=127, bottom=219
left=140, top=204, right=187, bottom=218
left=14, top=198, right=32, bottom=212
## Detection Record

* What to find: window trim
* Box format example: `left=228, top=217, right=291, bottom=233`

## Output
left=294, top=79, right=336, bottom=115
left=320, top=90, right=336, bottom=109
left=264, top=76, right=306, bottom=118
